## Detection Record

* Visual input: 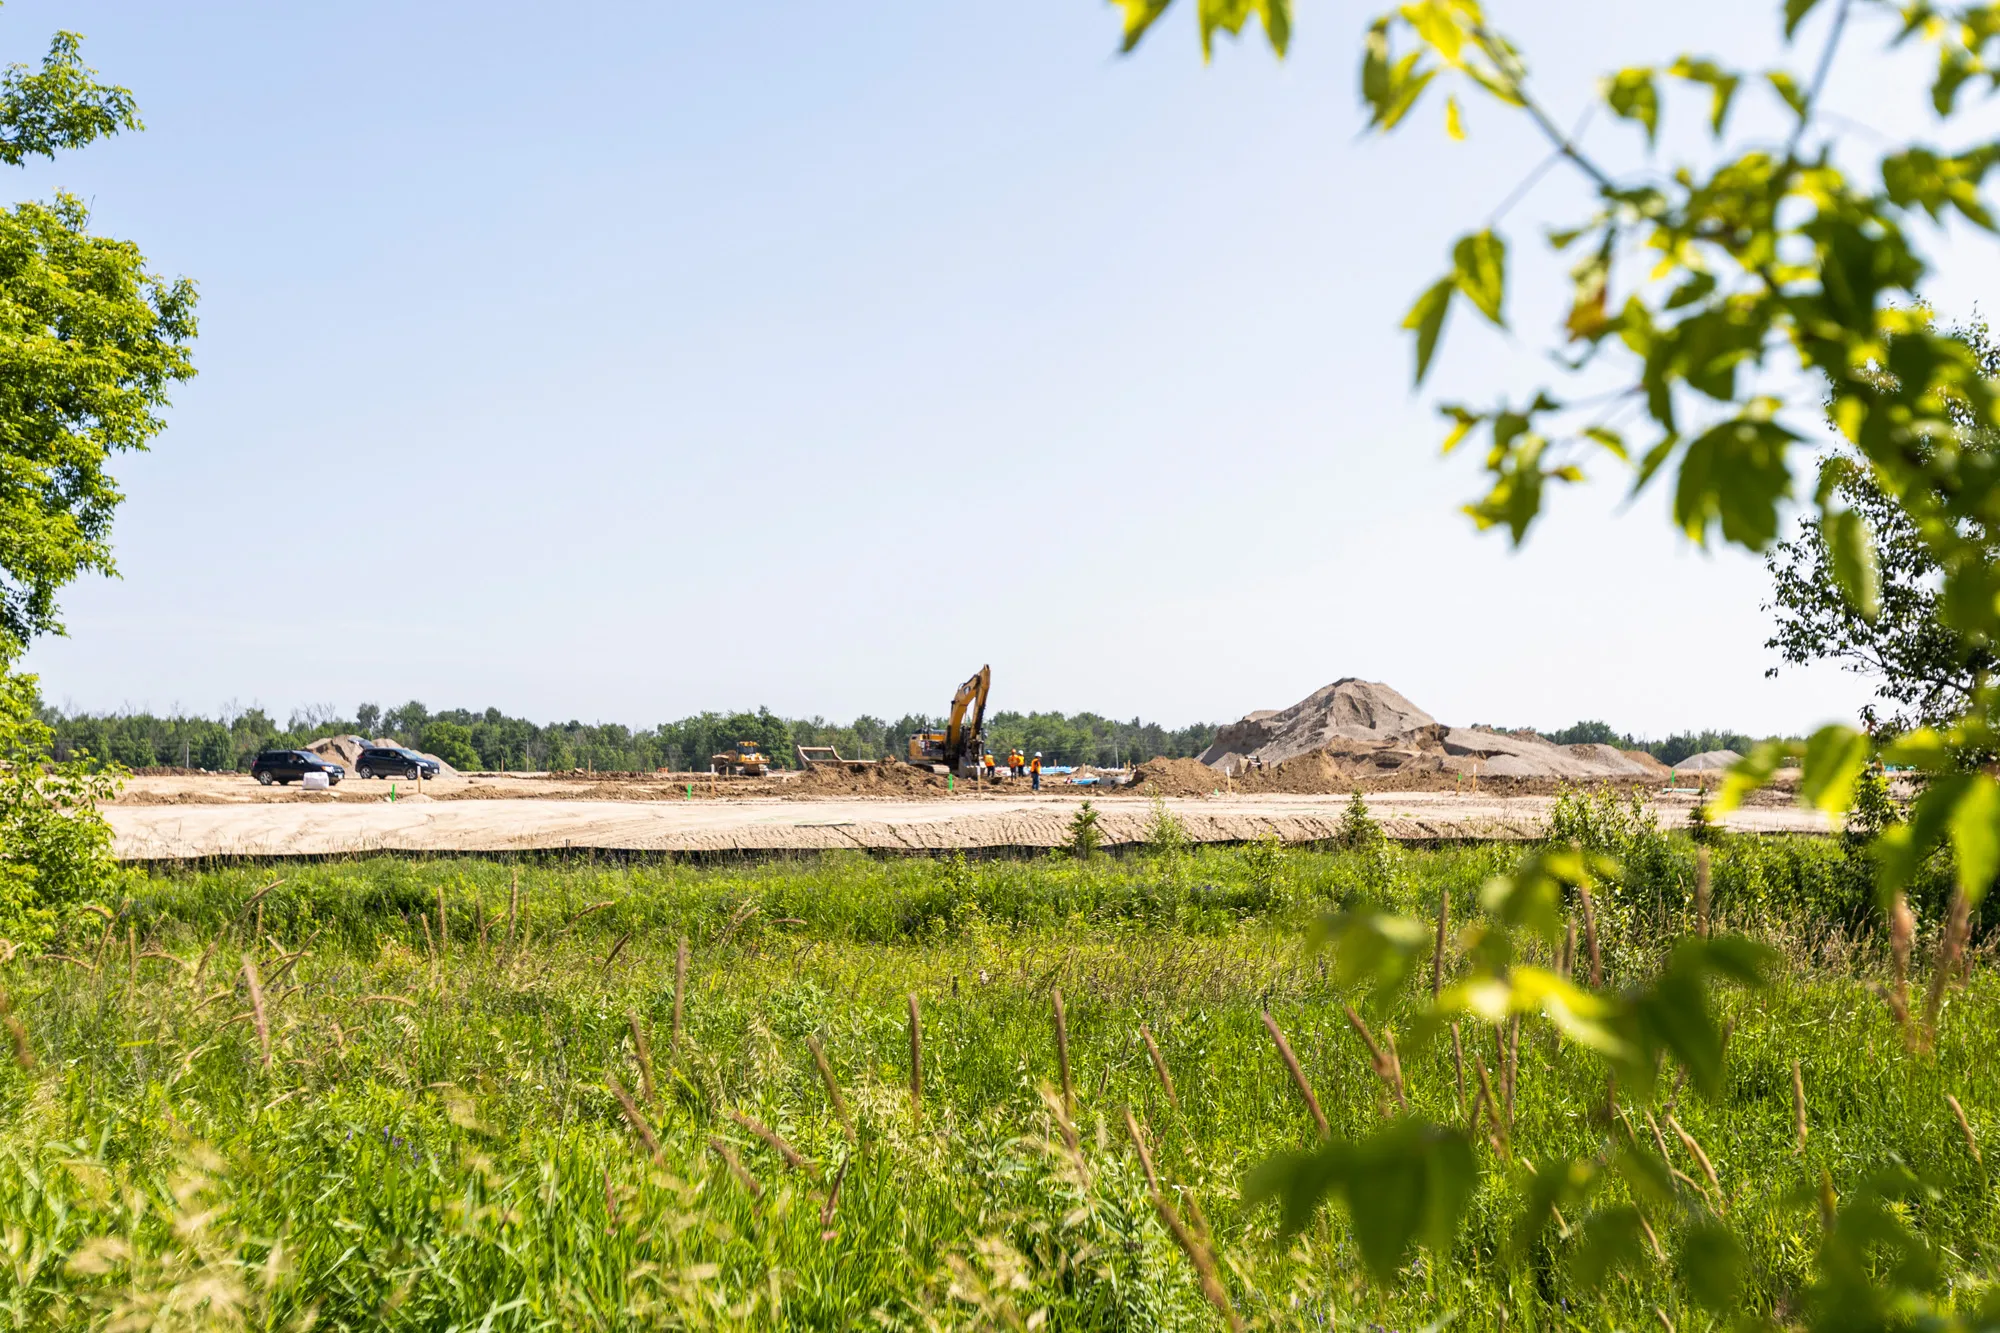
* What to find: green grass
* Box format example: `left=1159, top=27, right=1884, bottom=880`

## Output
left=0, top=836, right=1992, bottom=1330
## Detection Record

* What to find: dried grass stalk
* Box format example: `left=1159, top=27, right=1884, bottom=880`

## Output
left=1139, top=1025, right=1182, bottom=1115
left=602, top=930, right=632, bottom=971
left=1051, top=987, right=1074, bottom=1119
left=1695, top=847, right=1712, bottom=938
left=907, top=993, right=924, bottom=1123
left=708, top=1137, right=763, bottom=1201
left=1792, top=1060, right=1807, bottom=1153
left=672, top=936, right=688, bottom=1055
left=1922, top=887, right=1971, bottom=1047
left=1579, top=883, right=1603, bottom=987
left=608, top=1073, right=661, bottom=1161
left=628, top=1014, right=657, bottom=1107
left=1262, top=1010, right=1329, bottom=1137
left=1666, top=1111, right=1724, bottom=1207
left=808, top=1035, right=856, bottom=1144
left=728, top=1108, right=821, bottom=1180
left=1944, top=1088, right=1976, bottom=1160
left=1433, top=889, right=1450, bottom=997
left=0, top=990, right=30, bottom=1069
left=1343, top=1004, right=1410, bottom=1111
left=1121, top=1107, right=1240, bottom=1332
left=241, top=953, right=271, bottom=1071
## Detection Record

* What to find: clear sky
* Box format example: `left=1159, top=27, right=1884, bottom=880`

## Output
left=12, top=1, right=1999, bottom=737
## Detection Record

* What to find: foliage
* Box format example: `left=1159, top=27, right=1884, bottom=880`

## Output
left=1543, top=719, right=1759, bottom=766
left=0, top=662, right=120, bottom=947
left=1765, top=336, right=2000, bottom=733
left=1335, top=787, right=1385, bottom=852
left=1063, top=801, right=1103, bottom=860
left=0, top=41, right=195, bottom=647
left=0, top=843, right=1986, bottom=1326
left=1113, top=1, right=2000, bottom=1315
left=43, top=701, right=1217, bottom=774
left=416, top=720, right=480, bottom=772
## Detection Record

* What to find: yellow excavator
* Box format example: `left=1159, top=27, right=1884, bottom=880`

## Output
left=907, top=665, right=990, bottom=777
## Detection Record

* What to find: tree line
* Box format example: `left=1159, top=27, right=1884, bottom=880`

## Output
left=38, top=697, right=1222, bottom=773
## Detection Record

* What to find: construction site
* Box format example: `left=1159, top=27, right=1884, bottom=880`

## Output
left=101, top=674, right=1820, bottom=860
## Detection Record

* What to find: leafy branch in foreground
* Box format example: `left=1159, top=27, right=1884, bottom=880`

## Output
left=1111, top=1, right=2000, bottom=1316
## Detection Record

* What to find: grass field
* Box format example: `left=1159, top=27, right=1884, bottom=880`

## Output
left=0, top=818, right=1992, bottom=1330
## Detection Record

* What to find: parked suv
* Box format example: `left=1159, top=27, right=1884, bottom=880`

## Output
left=250, top=750, right=345, bottom=786
left=355, top=746, right=442, bottom=780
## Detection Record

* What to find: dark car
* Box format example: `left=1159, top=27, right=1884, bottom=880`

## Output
left=355, top=746, right=442, bottom=780
left=251, top=749, right=344, bottom=786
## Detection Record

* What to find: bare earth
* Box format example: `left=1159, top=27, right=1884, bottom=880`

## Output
left=104, top=773, right=1828, bottom=860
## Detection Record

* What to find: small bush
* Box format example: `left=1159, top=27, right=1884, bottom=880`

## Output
left=1336, top=789, right=1384, bottom=852
left=1064, top=801, right=1103, bottom=861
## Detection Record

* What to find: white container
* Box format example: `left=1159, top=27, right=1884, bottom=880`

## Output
left=302, top=771, right=330, bottom=790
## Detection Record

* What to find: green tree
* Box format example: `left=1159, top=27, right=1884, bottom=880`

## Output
left=0, top=20, right=194, bottom=939
left=419, top=721, right=481, bottom=772
left=1764, top=325, right=2000, bottom=734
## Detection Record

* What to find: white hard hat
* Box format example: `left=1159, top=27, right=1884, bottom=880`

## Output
left=1034, top=751, right=1042, bottom=757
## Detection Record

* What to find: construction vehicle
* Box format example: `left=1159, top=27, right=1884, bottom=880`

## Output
left=709, top=740, right=771, bottom=776
left=907, top=665, right=991, bottom=777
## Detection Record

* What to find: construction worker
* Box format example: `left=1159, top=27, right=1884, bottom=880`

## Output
left=1030, top=751, right=1043, bottom=792
left=1009, top=747, right=1024, bottom=775
left=982, top=752, right=996, bottom=781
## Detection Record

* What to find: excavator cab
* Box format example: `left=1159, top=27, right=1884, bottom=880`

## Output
left=907, top=666, right=991, bottom=777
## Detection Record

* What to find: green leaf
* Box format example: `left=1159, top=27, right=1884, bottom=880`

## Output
left=1110, top=0, right=1175, bottom=52
left=1195, top=0, right=1290, bottom=59
left=1404, top=278, right=1455, bottom=385
left=1681, top=1219, right=1746, bottom=1312
left=1451, top=230, right=1508, bottom=325
left=1569, top=1206, right=1647, bottom=1288
left=1672, top=416, right=1796, bottom=549
left=1823, top=507, right=1881, bottom=620
left=1444, top=94, right=1465, bottom=141
left=1948, top=775, right=2000, bottom=905
left=1312, top=906, right=1432, bottom=1007
left=1246, top=1120, right=1477, bottom=1284
left=1713, top=740, right=1784, bottom=814
left=1798, top=724, right=1871, bottom=816
left=1603, top=68, right=1660, bottom=146
left=1881, top=728, right=1953, bottom=772
left=1667, top=57, right=1741, bottom=136
left=1767, top=69, right=1808, bottom=119
left=1783, top=0, right=1824, bottom=37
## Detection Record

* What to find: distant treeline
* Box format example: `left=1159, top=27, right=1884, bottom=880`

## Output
left=1541, top=720, right=1763, bottom=766
left=40, top=698, right=1218, bottom=773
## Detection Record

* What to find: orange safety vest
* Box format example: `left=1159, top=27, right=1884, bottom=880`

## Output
left=1029, top=756, right=1042, bottom=773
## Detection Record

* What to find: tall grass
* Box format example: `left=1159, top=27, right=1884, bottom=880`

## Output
left=0, top=835, right=1988, bottom=1328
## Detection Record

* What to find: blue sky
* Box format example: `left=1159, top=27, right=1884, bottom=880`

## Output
left=13, top=1, right=1999, bottom=736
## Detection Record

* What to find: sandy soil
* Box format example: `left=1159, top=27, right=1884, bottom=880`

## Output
left=103, top=780, right=1829, bottom=860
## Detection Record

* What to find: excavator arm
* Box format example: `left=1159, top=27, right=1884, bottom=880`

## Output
left=943, top=665, right=991, bottom=768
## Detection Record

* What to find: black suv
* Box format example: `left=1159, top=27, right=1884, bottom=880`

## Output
left=356, top=746, right=442, bottom=780
left=250, top=750, right=345, bottom=786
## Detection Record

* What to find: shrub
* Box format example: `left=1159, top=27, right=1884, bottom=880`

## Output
left=1336, top=789, right=1384, bottom=852
left=0, top=666, right=122, bottom=946
left=1063, top=802, right=1102, bottom=861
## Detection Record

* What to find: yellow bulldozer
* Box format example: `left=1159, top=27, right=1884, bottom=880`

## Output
left=907, top=665, right=991, bottom=778
left=709, top=740, right=771, bottom=777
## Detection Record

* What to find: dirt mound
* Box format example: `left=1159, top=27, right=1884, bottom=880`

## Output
left=1673, top=749, right=1742, bottom=772
left=1127, top=757, right=1231, bottom=797
left=305, top=735, right=366, bottom=770
left=1200, top=679, right=1437, bottom=770
left=788, top=762, right=950, bottom=798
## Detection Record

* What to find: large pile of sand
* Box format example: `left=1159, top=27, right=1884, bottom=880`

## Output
left=1673, top=750, right=1742, bottom=772
left=1200, top=679, right=1437, bottom=771
left=1199, top=679, right=1672, bottom=783
left=790, top=761, right=949, bottom=797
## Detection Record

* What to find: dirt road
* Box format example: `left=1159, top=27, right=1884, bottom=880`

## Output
left=105, top=785, right=1828, bottom=860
